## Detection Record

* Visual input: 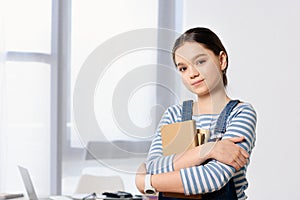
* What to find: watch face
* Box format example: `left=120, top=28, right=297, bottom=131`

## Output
left=145, top=189, right=156, bottom=195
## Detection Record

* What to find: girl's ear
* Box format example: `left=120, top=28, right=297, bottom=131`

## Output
left=219, top=51, right=227, bottom=71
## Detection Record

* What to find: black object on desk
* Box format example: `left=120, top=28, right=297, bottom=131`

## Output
left=102, top=191, right=132, bottom=199
left=0, top=193, right=24, bottom=200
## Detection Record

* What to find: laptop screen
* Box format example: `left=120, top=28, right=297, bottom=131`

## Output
left=18, top=166, right=39, bottom=200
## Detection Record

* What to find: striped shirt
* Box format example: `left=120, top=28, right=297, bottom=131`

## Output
left=146, top=102, right=257, bottom=199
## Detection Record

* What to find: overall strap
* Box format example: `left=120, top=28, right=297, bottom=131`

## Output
left=181, top=100, right=193, bottom=121
left=214, top=100, right=240, bottom=136
left=202, top=99, right=240, bottom=200
left=163, top=99, right=240, bottom=200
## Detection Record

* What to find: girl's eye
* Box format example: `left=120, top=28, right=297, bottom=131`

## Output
left=196, top=60, right=206, bottom=65
left=178, top=66, right=187, bottom=72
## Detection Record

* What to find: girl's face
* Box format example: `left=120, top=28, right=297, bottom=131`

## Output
left=174, top=42, right=227, bottom=97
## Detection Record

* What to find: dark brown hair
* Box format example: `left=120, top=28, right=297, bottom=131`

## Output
left=172, top=27, right=229, bottom=87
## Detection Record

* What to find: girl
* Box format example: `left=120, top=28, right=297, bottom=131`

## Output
left=136, top=27, right=256, bottom=200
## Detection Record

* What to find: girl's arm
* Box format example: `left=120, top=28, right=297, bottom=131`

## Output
left=137, top=138, right=248, bottom=194
left=146, top=105, right=250, bottom=175
left=136, top=164, right=184, bottom=194
left=173, top=136, right=248, bottom=171
left=138, top=103, right=256, bottom=195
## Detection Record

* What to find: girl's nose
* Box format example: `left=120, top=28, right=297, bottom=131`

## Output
left=189, top=66, right=200, bottom=79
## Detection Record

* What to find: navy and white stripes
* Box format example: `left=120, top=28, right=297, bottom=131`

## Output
left=146, top=102, right=257, bottom=200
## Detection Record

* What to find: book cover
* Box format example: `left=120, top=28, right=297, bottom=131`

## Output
left=160, top=121, right=210, bottom=199
left=161, top=120, right=198, bottom=156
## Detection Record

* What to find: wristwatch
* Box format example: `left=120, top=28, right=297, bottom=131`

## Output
left=144, top=174, right=157, bottom=194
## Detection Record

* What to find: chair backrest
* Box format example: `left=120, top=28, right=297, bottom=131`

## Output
left=75, top=174, right=124, bottom=194
left=85, top=140, right=151, bottom=160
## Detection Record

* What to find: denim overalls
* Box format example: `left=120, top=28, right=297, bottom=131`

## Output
left=159, top=100, right=239, bottom=200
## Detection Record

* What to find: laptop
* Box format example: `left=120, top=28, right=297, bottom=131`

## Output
left=18, top=166, right=53, bottom=200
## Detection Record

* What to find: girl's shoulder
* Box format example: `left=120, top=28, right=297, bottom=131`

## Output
left=229, top=101, right=257, bottom=120
left=234, top=101, right=256, bottom=113
left=163, top=101, right=257, bottom=123
left=162, top=103, right=184, bottom=123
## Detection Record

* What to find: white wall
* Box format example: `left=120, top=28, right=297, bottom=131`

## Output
left=183, top=0, right=300, bottom=199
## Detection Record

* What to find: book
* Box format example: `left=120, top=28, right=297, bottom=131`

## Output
left=160, top=120, right=210, bottom=199
left=161, top=120, right=210, bottom=156
left=161, top=120, right=198, bottom=156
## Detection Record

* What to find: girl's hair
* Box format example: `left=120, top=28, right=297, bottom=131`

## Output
left=172, top=27, right=229, bottom=87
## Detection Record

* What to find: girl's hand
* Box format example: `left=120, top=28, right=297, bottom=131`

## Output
left=135, top=163, right=147, bottom=193
left=202, top=137, right=249, bottom=171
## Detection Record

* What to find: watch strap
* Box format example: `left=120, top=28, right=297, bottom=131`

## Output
left=144, top=174, right=156, bottom=194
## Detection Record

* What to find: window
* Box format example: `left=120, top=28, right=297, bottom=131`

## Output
left=0, top=0, right=52, bottom=194
left=0, top=0, right=183, bottom=195
left=64, top=0, right=159, bottom=194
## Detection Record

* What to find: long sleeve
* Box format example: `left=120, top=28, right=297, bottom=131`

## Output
left=146, top=105, right=182, bottom=174
left=145, top=102, right=256, bottom=199
left=180, top=103, right=257, bottom=198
